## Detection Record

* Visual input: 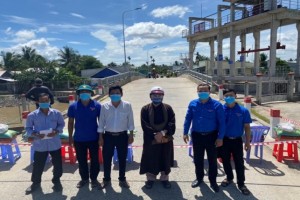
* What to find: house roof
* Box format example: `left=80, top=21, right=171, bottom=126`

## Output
left=91, top=68, right=119, bottom=78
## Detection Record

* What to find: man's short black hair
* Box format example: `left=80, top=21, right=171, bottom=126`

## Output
left=109, top=85, right=123, bottom=95
left=197, top=83, right=210, bottom=91
left=223, top=88, right=236, bottom=95
left=38, top=93, right=49, bottom=99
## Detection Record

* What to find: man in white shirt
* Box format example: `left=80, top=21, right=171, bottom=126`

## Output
left=98, top=85, right=134, bottom=189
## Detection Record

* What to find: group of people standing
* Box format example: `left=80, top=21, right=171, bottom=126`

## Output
left=24, top=81, right=251, bottom=196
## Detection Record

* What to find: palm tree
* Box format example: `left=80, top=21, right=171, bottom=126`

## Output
left=0, top=51, right=18, bottom=71
left=21, top=46, right=36, bottom=61
left=58, top=46, right=79, bottom=68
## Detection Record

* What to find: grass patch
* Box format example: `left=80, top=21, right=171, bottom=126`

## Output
left=251, top=108, right=270, bottom=124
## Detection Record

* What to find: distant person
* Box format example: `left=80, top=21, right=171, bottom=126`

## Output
left=183, top=83, right=225, bottom=193
left=140, top=86, right=176, bottom=189
left=25, top=93, right=65, bottom=194
left=25, top=78, right=54, bottom=108
left=98, top=85, right=134, bottom=189
left=68, top=84, right=102, bottom=189
left=219, top=89, right=251, bottom=195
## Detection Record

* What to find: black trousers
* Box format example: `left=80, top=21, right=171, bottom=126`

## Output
left=32, top=148, right=62, bottom=184
left=103, top=133, right=128, bottom=181
left=74, top=140, right=100, bottom=181
left=192, top=132, right=218, bottom=184
left=220, top=137, right=245, bottom=187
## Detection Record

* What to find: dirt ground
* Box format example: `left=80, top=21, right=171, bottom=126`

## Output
left=0, top=101, right=69, bottom=128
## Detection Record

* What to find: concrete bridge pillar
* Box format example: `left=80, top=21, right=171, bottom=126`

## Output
left=209, top=38, right=215, bottom=76
left=230, top=28, right=236, bottom=77
left=256, top=73, right=263, bottom=105
left=287, top=72, right=295, bottom=102
left=189, top=41, right=196, bottom=69
left=296, top=23, right=300, bottom=76
left=240, top=33, right=246, bottom=76
left=253, top=30, right=260, bottom=75
left=217, top=33, right=223, bottom=78
left=269, top=19, right=280, bottom=77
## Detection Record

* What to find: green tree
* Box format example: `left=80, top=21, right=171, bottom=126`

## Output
left=79, top=55, right=103, bottom=70
left=260, top=53, right=268, bottom=73
left=0, top=51, right=21, bottom=71
left=108, top=62, right=117, bottom=67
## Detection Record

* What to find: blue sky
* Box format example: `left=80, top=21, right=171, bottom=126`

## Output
left=0, top=0, right=297, bottom=66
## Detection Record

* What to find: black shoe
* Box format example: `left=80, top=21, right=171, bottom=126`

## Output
left=76, top=180, right=88, bottom=188
left=25, top=183, right=41, bottom=194
left=161, top=180, right=171, bottom=189
left=191, top=179, right=203, bottom=188
left=119, top=180, right=130, bottom=188
left=53, top=182, right=63, bottom=192
left=145, top=180, right=154, bottom=189
left=101, top=180, right=111, bottom=188
left=210, top=183, right=220, bottom=193
left=91, top=180, right=100, bottom=188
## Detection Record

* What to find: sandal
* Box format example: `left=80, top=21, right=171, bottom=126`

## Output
left=239, top=185, right=251, bottom=195
left=221, top=179, right=233, bottom=187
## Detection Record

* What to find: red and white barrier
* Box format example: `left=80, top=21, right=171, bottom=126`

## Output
left=22, top=111, right=30, bottom=127
left=98, top=85, right=104, bottom=95
left=244, top=97, right=252, bottom=116
left=270, top=109, right=281, bottom=138
left=218, top=85, right=224, bottom=100
left=69, top=95, right=75, bottom=105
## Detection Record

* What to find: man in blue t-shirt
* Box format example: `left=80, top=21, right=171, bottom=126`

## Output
left=68, top=84, right=101, bottom=189
left=183, top=83, right=225, bottom=193
left=220, top=89, right=251, bottom=195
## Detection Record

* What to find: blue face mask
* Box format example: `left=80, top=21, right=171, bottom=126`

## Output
left=198, top=92, right=210, bottom=100
left=110, top=94, right=121, bottom=102
left=80, top=93, right=91, bottom=101
left=225, top=96, right=235, bottom=105
left=152, top=97, right=163, bottom=105
left=39, top=102, right=50, bottom=109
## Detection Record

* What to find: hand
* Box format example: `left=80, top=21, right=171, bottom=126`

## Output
left=154, top=132, right=163, bottom=143
left=69, top=138, right=73, bottom=147
left=128, top=135, right=134, bottom=144
left=183, top=135, right=189, bottom=144
left=98, top=138, right=103, bottom=146
left=215, top=139, right=223, bottom=147
left=47, top=130, right=58, bottom=137
left=244, top=142, right=251, bottom=151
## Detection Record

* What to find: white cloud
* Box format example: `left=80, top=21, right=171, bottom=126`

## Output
left=4, top=38, right=60, bottom=60
left=151, top=5, right=191, bottom=18
left=37, top=27, right=48, bottom=33
left=5, top=27, right=12, bottom=35
left=68, top=41, right=88, bottom=45
left=15, top=30, right=36, bottom=42
left=70, top=13, right=86, bottom=19
left=125, top=22, right=187, bottom=39
left=49, top=11, right=59, bottom=15
left=3, top=15, right=36, bottom=26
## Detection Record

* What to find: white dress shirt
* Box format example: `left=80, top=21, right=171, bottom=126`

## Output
left=98, top=100, right=135, bottom=133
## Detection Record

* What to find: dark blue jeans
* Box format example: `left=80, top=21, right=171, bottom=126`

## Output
left=103, top=133, right=128, bottom=181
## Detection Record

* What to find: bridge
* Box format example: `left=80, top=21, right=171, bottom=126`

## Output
left=0, top=76, right=300, bottom=200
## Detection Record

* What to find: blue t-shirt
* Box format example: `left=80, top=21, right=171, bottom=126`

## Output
left=68, top=100, right=101, bottom=142
left=223, top=103, right=252, bottom=137
left=183, top=98, right=226, bottom=139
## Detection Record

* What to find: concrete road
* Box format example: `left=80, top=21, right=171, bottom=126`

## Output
left=1, top=77, right=300, bottom=200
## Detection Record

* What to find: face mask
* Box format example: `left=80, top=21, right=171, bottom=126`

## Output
left=39, top=102, right=50, bottom=109
left=110, top=94, right=121, bottom=102
left=198, top=92, right=210, bottom=100
left=151, top=97, right=163, bottom=105
left=225, top=96, right=235, bottom=105
left=80, top=93, right=91, bottom=101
